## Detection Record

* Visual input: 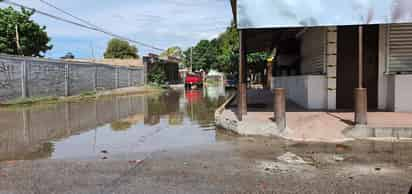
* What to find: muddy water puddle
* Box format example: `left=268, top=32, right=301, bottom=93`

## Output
left=0, top=87, right=231, bottom=161
left=1, top=86, right=412, bottom=169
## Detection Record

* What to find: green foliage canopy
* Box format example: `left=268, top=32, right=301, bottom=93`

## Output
left=0, top=7, right=52, bottom=56
left=160, top=46, right=183, bottom=59
left=104, top=38, right=139, bottom=59
left=183, top=22, right=269, bottom=74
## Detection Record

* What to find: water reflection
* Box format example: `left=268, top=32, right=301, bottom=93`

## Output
left=0, top=87, right=230, bottom=161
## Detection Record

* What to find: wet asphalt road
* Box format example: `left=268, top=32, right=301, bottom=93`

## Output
left=1, top=135, right=412, bottom=194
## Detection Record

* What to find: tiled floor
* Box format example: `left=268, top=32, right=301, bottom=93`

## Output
left=226, top=89, right=412, bottom=141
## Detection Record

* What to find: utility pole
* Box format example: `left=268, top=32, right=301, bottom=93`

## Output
left=190, top=47, right=193, bottom=72
left=90, top=41, right=95, bottom=61
left=15, top=25, right=23, bottom=56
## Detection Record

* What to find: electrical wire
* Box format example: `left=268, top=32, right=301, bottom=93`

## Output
left=38, top=0, right=101, bottom=30
left=1, top=0, right=165, bottom=52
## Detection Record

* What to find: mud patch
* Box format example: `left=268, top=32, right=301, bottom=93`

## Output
left=257, top=160, right=316, bottom=174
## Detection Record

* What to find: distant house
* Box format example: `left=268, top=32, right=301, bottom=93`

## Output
left=143, top=53, right=180, bottom=84
left=64, top=58, right=143, bottom=67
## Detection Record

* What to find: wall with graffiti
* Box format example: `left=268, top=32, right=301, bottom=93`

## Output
left=0, top=54, right=145, bottom=101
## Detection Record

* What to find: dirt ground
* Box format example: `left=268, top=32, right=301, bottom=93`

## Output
left=1, top=134, right=412, bottom=194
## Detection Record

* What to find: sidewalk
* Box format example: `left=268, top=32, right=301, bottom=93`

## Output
left=216, top=89, right=412, bottom=142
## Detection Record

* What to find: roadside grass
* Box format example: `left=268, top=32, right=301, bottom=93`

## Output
left=111, top=120, right=132, bottom=132
left=147, top=82, right=169, bottom=89
left=79, top=91, right=97, bottom=97
left=0, top=86, right=164, bottom=108
left=0, top=91, right=98, bottom=107
left=1, top=96, right=60, bottom=106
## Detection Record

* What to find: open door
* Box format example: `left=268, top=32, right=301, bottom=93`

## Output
left=337, top=25, right=379, bottom=110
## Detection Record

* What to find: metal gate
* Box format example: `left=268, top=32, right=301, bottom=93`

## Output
left=388, top=24, right=412, bottom=73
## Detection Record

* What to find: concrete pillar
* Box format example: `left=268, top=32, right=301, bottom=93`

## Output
left=274, top=88, right=286, bottom=130
left=115, top=67, right=119, bottom=89
left=64, top=64, right=70, bottom=96
left=238, top=30, right=248, bottom=120
left=21, top=60, right=28, bottom=98
left=93, top=65, right=98, bottom=91
left=355, top=88, right=368, bottom=125
left=326, top=27, right=337, bottom=110
left=378, top=24, right=389, bottom=110
left=128, top=68, right=132, bottom=87
left=354, top=26, right=368, bottom=125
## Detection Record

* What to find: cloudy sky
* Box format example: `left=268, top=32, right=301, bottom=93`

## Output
left=1, top=0, right=232, bottom=58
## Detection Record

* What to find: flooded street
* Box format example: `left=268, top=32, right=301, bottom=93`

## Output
left=0, top=87, right=230, bottom=161
left=0, top=87, right=412, bottom=193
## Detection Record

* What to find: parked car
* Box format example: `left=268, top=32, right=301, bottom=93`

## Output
left=224, top=74, right=238, bottom=88
left=185, top=72, right=203, bottom=89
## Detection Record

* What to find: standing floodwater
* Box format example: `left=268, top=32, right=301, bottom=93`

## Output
left=0, top=87, right=231, bottom=161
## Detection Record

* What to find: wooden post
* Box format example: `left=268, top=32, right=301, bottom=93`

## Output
left=354, top=25, right=367, bottom=125
left=274, top=88, right=286, bottom=130
left=266, top=60, right=273, bottom=89
left=238, top=30, right=247, bottom=119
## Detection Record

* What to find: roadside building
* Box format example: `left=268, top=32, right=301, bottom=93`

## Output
left=230, top=0, right=412, bottom=117
left=143, top=53, right=180, bottom=84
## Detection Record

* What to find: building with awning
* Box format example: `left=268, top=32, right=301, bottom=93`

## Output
left=230, top=0, right=412, bottom=125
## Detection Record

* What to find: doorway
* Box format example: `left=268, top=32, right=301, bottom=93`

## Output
left=336, top=25, right=379, bottom=110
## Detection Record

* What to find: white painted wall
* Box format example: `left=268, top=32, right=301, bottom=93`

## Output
left=388, top=75, right=412, bottom=112
left=271, top=75, right=327, bottom=109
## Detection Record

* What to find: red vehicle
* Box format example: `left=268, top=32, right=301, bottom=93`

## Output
left=185, top=72, right=203, bottom=89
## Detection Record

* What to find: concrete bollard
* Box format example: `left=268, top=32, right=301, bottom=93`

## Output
left=273, top=88, right=286, bottom=130
left=354, top=88, right=368, bottom=125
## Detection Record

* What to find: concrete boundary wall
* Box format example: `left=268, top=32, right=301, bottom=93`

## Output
left=387, top=75, right=412, bottom=112
left=0, top=54, right=145, bottom=101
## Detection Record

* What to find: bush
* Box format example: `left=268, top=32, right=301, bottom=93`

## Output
left=148, top=65, right=166, bottom=85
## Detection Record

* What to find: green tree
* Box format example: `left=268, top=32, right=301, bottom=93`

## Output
left=215, top=22, right=239, bottom=73
left=183, top=22, right=239, bottom=73
left=182, top=21, right=269, bottom=74
left=160, top=46, right=183, bottom=59
left=183, top=39, right=219, bottom=71
left=0, top=7, right=52, bottom=56
left=104, top=38, right=139, bottom=59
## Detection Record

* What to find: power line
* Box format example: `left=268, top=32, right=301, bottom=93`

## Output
left=38, top=0, right=101, bottom=30
left=1, top=0, right=165, bottom=52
